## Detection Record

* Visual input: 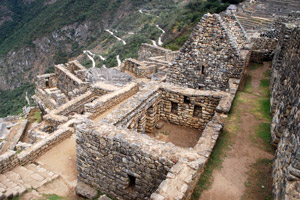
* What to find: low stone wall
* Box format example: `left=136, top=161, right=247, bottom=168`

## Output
left=151, top=118, right=224, bottom=200
left=100, top=83, right=161, bottom=131
left=251, top=36, right=277, bottom=63
left=76, top=120, right=201, bottom=200
left=8, top=120, right=28, bottom=150
left=52, top=91, right=95, bottom=116
left=0, top=150, right=18, bottom=174
left=34, top=88, right=58, bottom=111
left=85, top=83, right=139, bottom=120
left=138, top=43, right=173, bottom=61
left=121, top=58, right=157, bottom=78
left=18, top=126, right=73, bottom=165
left=0, top=124, right=74, bottom=174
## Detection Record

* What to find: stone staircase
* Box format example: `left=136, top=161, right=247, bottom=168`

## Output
left=0, top=163, right=59, bottom=199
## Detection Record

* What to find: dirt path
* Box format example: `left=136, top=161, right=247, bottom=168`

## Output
left=199, top=63, right=274, bottom=200
left=35, top=134, right=78, bottom=199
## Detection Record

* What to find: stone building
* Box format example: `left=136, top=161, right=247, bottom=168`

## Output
left=166, top=13, right=251, bottom=91
left=0, top=1, right=300, bottom=199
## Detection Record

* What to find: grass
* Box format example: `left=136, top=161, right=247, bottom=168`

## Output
left=16, top=149, right=23, bottom=154
left=249, top=63, right=263, bottom=71
left=191, top=90, right=242, bottom=199
left=255, top=123, right=271, bottom=144
left=192, top=63, right=274, bottom=199
left=42, top=194, right=65, bottom=200
left=252, top=72, right=272, bottom=121
left=28, top=109, right=42, bottom=123
left=33, top=110, right=42, bottom=123
left=191, top=130, right=232, bottom=199
left=241, top=159, right=273, bottom=200
left=243, top=74, right=254, bottom=94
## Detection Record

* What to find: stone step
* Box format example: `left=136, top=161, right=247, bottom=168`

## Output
left=12, top=166, right=46, bottom=189
left=5, top=171, right=27, bottom=194
left=0, top=174, right=20, bottom=198
left=26, top=163, right=59, bottom=182
left=0, top=163, right=59, bottom=199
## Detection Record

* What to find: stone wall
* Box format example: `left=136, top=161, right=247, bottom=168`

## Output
left=75, top=68, right=238, bottom=200
left=121, top=58, right=157, bottom=78
left=138, top=43, right=175, bottom=62
left=85, top=83, right=139, bottom=120
left=251, top=36, right=277, bottom=63
left=52, top=91, right=95, bottom=116
left=166, top=13, right=245, bottom=91
left=271, top=22, right=300, bottom=199
left=151, top=118, right=224, bottom=200
left=55, top=64, right=89, bottom=98
left=100, top=84, right=161, bottom=132
left=36, top=73, right=57, bottom=89
left=0, top=150, right=18, bottom=174
left=159, top=84, right=221, bottom=131
left=76, top=120, right=194, bottom=200
left=99, top=83, right=225, bottom=135
left=270, top=22, right=298, bottom=144
left=0, top=123, right=74, bottom=174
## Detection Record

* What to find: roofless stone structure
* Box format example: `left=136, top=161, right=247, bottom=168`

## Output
left=0, top=2, right=299, bottom=199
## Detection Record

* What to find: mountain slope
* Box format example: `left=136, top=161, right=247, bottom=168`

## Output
left=0, top=0, right=230, bottom=117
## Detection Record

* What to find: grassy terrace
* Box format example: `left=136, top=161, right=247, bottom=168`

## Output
left=192, top=62, right=274, bottom=200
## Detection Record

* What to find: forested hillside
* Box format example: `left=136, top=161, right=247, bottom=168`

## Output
left=0, top=0, right=233, bottom=117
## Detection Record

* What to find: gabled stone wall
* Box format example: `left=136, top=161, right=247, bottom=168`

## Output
left=166, top=13, right=244, bottom=91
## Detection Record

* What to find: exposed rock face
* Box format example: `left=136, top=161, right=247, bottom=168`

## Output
left=270, top=18, right=300, bottom=199
left=0, top=21, right=101, bottom=90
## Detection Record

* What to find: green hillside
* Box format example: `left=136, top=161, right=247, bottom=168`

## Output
left=0, top=0, right=231, bottom=117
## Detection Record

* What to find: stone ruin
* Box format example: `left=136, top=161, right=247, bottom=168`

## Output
left=166, top=13, right=251, bottom=91
left=0, top=1, right=299, bottom=199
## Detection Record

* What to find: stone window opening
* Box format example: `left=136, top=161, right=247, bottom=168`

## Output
left=184, top=96, right=191, bottom=104
left=193, top=105, right=202, bottom=118
left=196, top=65, right=205, bottom=75
left=127, top=174, right=136, bottom=192
left=45, top=79, right=49, bottom=87
left=171, top=102, right=178, bottom=115
left=201, top=65, right=205, bottom=74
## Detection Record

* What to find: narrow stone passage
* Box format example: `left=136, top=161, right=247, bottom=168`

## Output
left=199, top=62, right=274, bottom=200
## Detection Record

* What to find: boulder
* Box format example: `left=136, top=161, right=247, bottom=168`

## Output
left=155, top=121, right=164, bottom=129
left=76, top=181, right=98, bottom=199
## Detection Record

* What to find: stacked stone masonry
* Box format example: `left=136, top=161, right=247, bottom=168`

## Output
left=270, top=19, right=300, bottom=199
left=0, top=12, right=249, bottom=200
left=1, top=4, right=300, bottom=199
left=166, top=13, right=251, bottom=91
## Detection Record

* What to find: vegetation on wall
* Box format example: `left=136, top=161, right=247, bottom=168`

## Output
left=0, top=83, right=35, bottom=117
left=163, top=0, right=229, bottom=50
